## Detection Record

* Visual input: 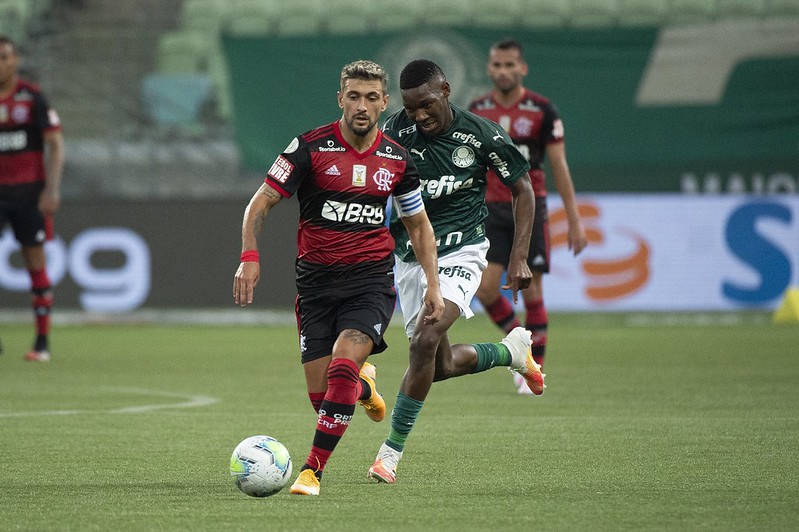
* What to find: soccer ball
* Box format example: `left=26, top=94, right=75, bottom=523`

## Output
left=229, top=435, right=293, bottom=497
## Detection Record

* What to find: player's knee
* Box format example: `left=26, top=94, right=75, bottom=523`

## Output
left=409, top=328, right=439, bottom=361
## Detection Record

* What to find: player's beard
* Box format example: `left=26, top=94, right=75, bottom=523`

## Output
left=346, top=114, right=377, bottom=137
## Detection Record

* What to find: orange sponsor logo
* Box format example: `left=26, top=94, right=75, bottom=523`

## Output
left=550, top=201, right=651, bottom=302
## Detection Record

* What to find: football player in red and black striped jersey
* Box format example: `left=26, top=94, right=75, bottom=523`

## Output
left=470, top=39, right=587, bottom=392
left=0, top=36, right=65, bottom=363
left=233, top=60, right=443, bottom=496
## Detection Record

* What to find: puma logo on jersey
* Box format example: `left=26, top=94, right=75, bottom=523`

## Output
left=410, top=148, right=426, bottom=160
left=492, top=130, right=503, bottom=141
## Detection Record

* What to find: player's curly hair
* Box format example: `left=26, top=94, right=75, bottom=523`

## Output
left=340, top=60, right=388, bottom=92
left=399, top=59, right=446, bottom=90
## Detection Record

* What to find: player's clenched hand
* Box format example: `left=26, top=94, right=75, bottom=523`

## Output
left=234, top=262, right=260, bottom=307
left=422, top=288, right=445, bottom=325
left=503, top=259, right=532, bottom=304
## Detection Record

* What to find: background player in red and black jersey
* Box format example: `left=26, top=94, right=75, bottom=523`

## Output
left=469, top=39, right=587, bottom=393
left=232, top=60, right=443, bottom=496
left=0, top=36, right=65, bottom=362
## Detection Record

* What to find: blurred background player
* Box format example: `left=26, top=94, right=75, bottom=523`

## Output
left=469, top=38, right=587, bottom=394
left=0, top=36, right=65, bottom=362
left=233, top=60, right=443, bottom=496
left=368, top=59, right=543, bottom=485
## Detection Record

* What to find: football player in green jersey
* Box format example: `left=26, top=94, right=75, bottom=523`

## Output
left=368, top=59, right=545, bottom=484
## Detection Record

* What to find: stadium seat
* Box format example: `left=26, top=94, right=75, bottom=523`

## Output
left=222, top=0, right=278, bottom=35
left=371, top=0, right=423, bottom=32
left=518, top=0, right=572, bottom=27
left=179, top=0, right=226, bottom=35
left=471, top=0, right=523, bottom=28
left=0, top=1, right=29, bottom=42
left=29, top=0, right=52, bottom=18
left=207, top=48, right=233, bottom=121
left=325, top=0, right=375, bottom=34
left=141, top=73, right=213, bottom=127
left=768, top=0, right=799, bottom=16
left=716, top=0, right=766, bottom=17
left=617, top=0, right=668, bottom=26
left=156, top=31, right=208, bottom=74
left=274, top=0, right=327, bottom=36
left=571, top=0, right=619, bottom=27
left=225, top=16, right=276, bottom=36
left=667, top=0, right=717, bottom=24
left=423, top=0, right=473, bottom=27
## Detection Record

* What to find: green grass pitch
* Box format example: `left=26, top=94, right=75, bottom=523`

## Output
left=1, top=313, right=798, bottom=531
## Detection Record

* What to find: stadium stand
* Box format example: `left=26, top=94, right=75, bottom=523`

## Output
left=717, top=0, right=766, bottom=17
left=471, top=0, right=523, bottom=28
left=13, top=0, right=797, bottom=199
left=155, top=30, right=207, bottom=74
left=424, top=0, right=475, bottom=27
left=325, top=0, right=377, bottom=34
left=369, top=0, right=424, bottom=32
left=223, top=0, right=278, bottom=36
left=571, top=0, right=620, bottom=27
left=141, top=73, right=212, bottom=128
left=178, top=0, right=226, bottom=35
left=0, top=0, right=31, bottom=42
left=518, top=0, right=574, bottom=27
left=769, top=0, right=799, bottom=16
left=617, top=0, right=668, bottom=26
left=273, top=0, right=328, bottom=36
left=667, top=0, right=718, bottom=24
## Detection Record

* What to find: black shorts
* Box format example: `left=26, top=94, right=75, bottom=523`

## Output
left=485, top=198, right=550, bottom=273
left=295, top=276, right=396, bottom=363
left=0, top=182, right=48, bottom=247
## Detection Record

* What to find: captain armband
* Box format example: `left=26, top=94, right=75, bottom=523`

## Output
left=394, top=188, right=425, bottom=217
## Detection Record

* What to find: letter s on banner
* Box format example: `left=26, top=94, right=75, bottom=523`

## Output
left=69, top=227, right=151, bottom=312
left=723, top=202, right=792, bottom=304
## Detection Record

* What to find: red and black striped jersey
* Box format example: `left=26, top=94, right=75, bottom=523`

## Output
left=469, top=88, right=563, bottom=201
left=0, top=79, right=61, bottom=186
left=265, top=120, right=421, bottom=288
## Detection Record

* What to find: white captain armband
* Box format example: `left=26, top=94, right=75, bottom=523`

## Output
left=394, top=188, right=425, bottom=217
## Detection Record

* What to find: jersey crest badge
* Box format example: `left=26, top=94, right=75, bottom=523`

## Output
left=451, top=146, right=475, bottom=168
left=372, top=168, right=394, bottom=192
left=352, top=164, right=367, bottom=187
left=513, top=116, right=534, bottom=137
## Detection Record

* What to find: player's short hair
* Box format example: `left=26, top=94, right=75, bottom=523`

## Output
left=399, top=59, right=446, bottom=90
left=0, top=35, right=17, bottom=53
left=491, top=38, right=524, bottom=58
left=340, top=60, right=388, bottom=92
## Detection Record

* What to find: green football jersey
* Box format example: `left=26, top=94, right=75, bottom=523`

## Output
left=384, top=104, right=530, bottom=262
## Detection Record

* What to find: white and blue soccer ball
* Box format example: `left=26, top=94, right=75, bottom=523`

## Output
left=229, top=435, right=293, bottom=497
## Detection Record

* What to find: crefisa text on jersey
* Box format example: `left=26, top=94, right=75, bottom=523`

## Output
left=452, top=131, right=482, bottom=148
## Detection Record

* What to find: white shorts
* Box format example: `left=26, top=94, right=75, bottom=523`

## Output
left=395, top=239, right=489, bottom=338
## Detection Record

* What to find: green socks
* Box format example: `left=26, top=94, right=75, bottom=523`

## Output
left=386, top=392, right=424, bottom=452
left=471, top=342, right=512, bottom=373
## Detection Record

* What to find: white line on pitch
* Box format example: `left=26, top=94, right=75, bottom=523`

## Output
left=0, top=386, right=219, bottom=417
